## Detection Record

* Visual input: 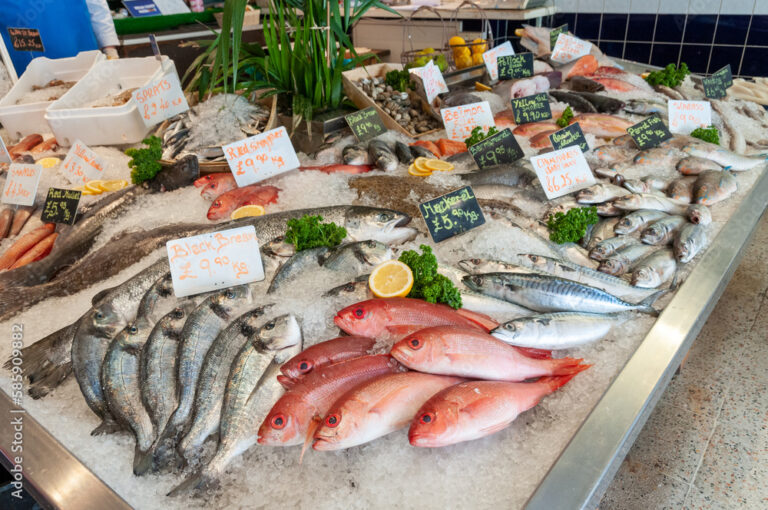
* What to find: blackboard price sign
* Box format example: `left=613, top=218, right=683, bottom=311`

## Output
left=702, top=75, right=727, bottom=99
left=345, top=107, right=387, bottom=143
left=7, top=28, right=44, bottom=52
left=468, top=128, right=524, bottom=170
left=419, top=186, right=485, bottom=243
left=550, top=24, right=569, bottom=49
left=549, top=122, right=589, bottom=153
left=497, top=53, right=534, bottom=80
left=41, top=188, right=81, bottom=225
left=510, top=93, right=552, bottom=125
left=626, top=113, right=672, bottom=150
left=714, top=64, right=733, bottom=88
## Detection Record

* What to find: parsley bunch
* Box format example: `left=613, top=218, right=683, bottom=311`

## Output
left=690, top=126, right=720, bottom=145
left=464, top=126, right=499, bottom=147
left=398, top=244, right=462, bottom=309
left=385, top=70, right=413, bottom=93
left=126, top=136, right=163, bottom=185
left=284, top=215, right=347, bottom=252
left=644, top=63, right=690, bottom=88
left=547, top=206, right=599, bottom=244
left=556, top=106, right=574, bottom=128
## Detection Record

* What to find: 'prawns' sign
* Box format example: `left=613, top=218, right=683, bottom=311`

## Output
left=223, top=126, right=300, bottom=187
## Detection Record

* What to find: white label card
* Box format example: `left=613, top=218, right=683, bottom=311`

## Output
left=134, top=72, right=190, bottom=127
left=61, top=139, right=106, bottom=185
left=166, top=225, right=265, bottom=298
left=440, top=101, right=496, bottom=142
left=409, top=60, right=449, bottom=104
left=530, top=146, right=596, bottom=200
left=482, top=41, right=515, bottom=82
left=0, top=137, right=11, bottom=165
left=550, top=34, right=592, bottom=64
left=668, top=100, right=712, bottom=134
left=223, top=126, right=300, bottom=187
left=2, top=163, right=42, bottom=206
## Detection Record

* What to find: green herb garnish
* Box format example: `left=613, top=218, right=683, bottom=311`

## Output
left=547, top=206, right=599, bottom=244
left=398, top=244, right=462, bottom=309
left=126, top=136, right=162, bottom=185
left=644, top=63, right=690, bottom=88
left=385, top=70, right=413, bottom=92
left=284, top=215, right=347, bottom=252
left=556, top=106, right=573, bottom=128
left=464, top=126, right=499, bottom=147
left=690, top=125, right=720, bottom=145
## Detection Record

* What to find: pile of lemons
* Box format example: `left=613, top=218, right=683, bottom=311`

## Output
left=74, top=180, right=129, bottom=195
left=449, top=36, right=487, bottom=69
left=408, top=157, right=454, bottom=176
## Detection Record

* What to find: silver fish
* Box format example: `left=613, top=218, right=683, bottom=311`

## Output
left=641, top=216, right=687, bottom=245
left=632, top=249, right=677, bottom=288
left=686, top=204, right=711, bottom=226
left=676, top=156, right=723, bottom=175
left=666, top=176, right=698, bottom=204
left=598, top=244, right=658, bottom=276
left=577, top=183, right=630, bottom=204
left=368, top=140, right=398, bottom=171
left=458, top=258, right=534, bottom=275
left=262, top=236, right=295, bottom=257
left=342, top=144, right=369, bottom=165
left=588, top=145, right=635, bottom=166
left=622, top=176, right=668, bottom=194
left=492, top=312, right=622, bottom=349
left=682, top=142, right=767, bottom=171
left=463, top=272, right=661, bottom=315
left=624, top=99, right=667, bottom=115
left=585, top=218, right=620, bottom=251
left=612, top=193, right=688, bottom=215
left=674, top=223, right=707, bottom=263
left=267, top=246, right=331, bottom=294
left=596, top=202, right=622, bottom=217
left=693, top=170, right=738, bottom=205
left=614, top=209, right=669, bottom=235
left=321, top=240, right=393, bottom=276
left=410, top=144, right=437, bottom=159
left=463, top=163, right=538, bottom=188
left=590, top=236, right=639, bottom=261
left=633, top=147, right=682, bottom=167
left=322, top=275, right=371, bottom=301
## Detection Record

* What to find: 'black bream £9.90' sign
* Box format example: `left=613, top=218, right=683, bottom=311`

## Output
left=497, top=53, right=534, bottom=80
left=550, top=24, right=569, bottom=49
left=7, top=28, right=44, bottom=52
left=468, top=128, right=524, bottom=170
left=510, top=93, right=552, bottom=125
left=419, top=186, right=485, bottom=243
left=41, top=188, right=82, bottom=225
left=345, top=107, right=387, bottom=143
left=549, top=122, right=589, bottom=153
left=626, top=113, right=672, bottom=150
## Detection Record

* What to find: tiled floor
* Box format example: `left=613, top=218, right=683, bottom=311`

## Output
left=600, top=216, right=768, bottom=509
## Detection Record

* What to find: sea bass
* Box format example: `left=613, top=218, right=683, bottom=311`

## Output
left=492, top=312, right=621, bottom=349
left=590, top=236, right=638, bottom=261
left=612, top=193, right=688, bottom=215
left=577, top=183, right=630, bottom=204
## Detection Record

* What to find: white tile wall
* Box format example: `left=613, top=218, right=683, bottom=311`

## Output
left=553, top=0, right=758, bottom=14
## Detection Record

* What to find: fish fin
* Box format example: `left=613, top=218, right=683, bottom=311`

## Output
left=167, top=470, right=217, bottom=497
left=133, top=445, right=154, bottom=476
left=458, top=397, right=498, bottom=419
left=300, top=415, right=322, bottom=465
left=385, top=325, right=422, bottom=338
left=455, top=309, right=499, bottom=332
left=637, top=288, right=668, bottom=316
left=90, top=287, right=112, bottom=305
left=277, top=375, right=296, bottom=389
left=3, top=324, right=73, bottom=398
left=538, top=364, right=591, bottom=392
left=513, top=347, right=552, bottom=360
left=548, top=357, right=589, bottom=377
left=91, top=417, right=122, bottom=436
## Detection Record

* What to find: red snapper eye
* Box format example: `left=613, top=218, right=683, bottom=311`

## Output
left=354, top=308, right=364, bottom=318
left=270, top=413, right=286, bottom=429
left=409, top=338, right=422, bottom=350
left=419, top=412, right=434, bottom=425
left=325, top=413, right=341, bottom=428
left=298, top=360, right=312, bottom=373
left=213, top=200, right=220, bottom=208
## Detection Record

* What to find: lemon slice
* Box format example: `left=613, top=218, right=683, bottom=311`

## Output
left=100, top=180, right=129, bottom=192
left=85, top=180, right=106, bottom=194
left=414, top=157, right=432, bottom=172
left=475, top=82, right=492, bottom=92
left=408, top=163, right=432, bottom=176
left=37, top=157, right=61, bottom=169
left=74, top=186, right=96, bottom=195
left=369, top=260, right=414, bottom=298
left=424, top=159, right=454, bottom=172
left=230, top=204, right=266, bottom=219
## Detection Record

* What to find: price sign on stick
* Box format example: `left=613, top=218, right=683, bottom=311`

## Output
left=627, top=113, right=673, bottom=150
left=41, top=188, right=81, bottom=225
left=409, top=60, right=448, bottom=104
left=419, top=186, right=485, bottom=243
left=531, top=146, right=596, bottom=200
left=166, top=226, right=266, bottom=297
left=7, top=28, right=44, bottom=52
left=668, top=100, right=712, bottom=134
left=440, top=101, right=495, bottom=142
left=223, top=126, right=300, bottom=187
left=61, top=140, right=106, bottom=185
left=714, top=64, right=733, bottom=87
left=134, top=72, right=189, bottom=127
left=550, top=24, right=569, bottom=49
left=468, top=128, right=524, bottom=170
left=549, top=123, right=589, bottom=153
left=497, top=53, right=534, bottom=80
left=345, top=107, right=387, bottom=143
left=510, top=93, right=552, bottom=125
left=482, top=41, right=514, bottom=81
left=2, top=164, right=42, bottom=207
left=550, top=34, right=592, bottom=64
left=703, top=65, right=732, bottom=99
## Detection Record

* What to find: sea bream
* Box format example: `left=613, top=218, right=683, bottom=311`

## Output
left=590, top=236, right=639, bottom=261
left=492, top=312, right=622, bottom=349
left=597, top=244, right=657, bottom=276
left=674, top=223, right=707, bottom=263
left=641, top=216, right=688, bottom=245
left=614, top=209, right=669, bottom=235
left=631, top=249, right=677, bottom=288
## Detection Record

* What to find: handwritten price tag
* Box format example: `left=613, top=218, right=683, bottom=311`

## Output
left=550, top=24, right=569, bottom=49
left=668, top=100, right=712, bottom=135
left=60, top=140, right=106, bottom=185
left=7, top=28, right=44, bottom=52
left=482, top=41, right=514, bottom=81
left=551, top=34, right=592, bottom=64
left=627, top=113, right=673, bottom=150
left=497, top=53, right=534, bottom=81
left=410, top=60, right=448, bottom=104
left=2, top=164, right=42, bottom=206
left=531, top=146, right=596, bottom=200
left=41, top=188, right=81, bottom=225
left=549, top=123, right=589, bottom=153
left=166, top=225, right=266, bottom=297
left=441, top=101, right=495, bottom=142
left=510, top=93, right=552, bottom=125
left=223, top=126, right=300, bottom=187
left=345, top=107, right=387, bottom=143
left=714, top=64, right=733, bottom=87
left=419, top=186, right=485, bottom=243
left=134, top=72, right=189, bottom=127
left=468, top=128, right=524, bottom=170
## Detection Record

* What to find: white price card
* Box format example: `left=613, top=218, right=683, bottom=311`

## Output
left=2, top=163, right=42, bottom=206
left=134, top=72, right=190, bottom=127
left=0, top=137, right=11, bottom=165
left=441, top=101, right=496, bottom=142
left=482, top=41, right=515, bottom=82
left=551, top=34, right=592, bottom=64
left=668, top=100, right=712, bottom=134
left=61, top=139, right=106, bottom=185
left=410, top=60, right=449, bottom=104
left=166, top=225, right=266, bottom=298
left=223, top=126, right=300, bottom=187
left=531, top=145, right=596, bottom=200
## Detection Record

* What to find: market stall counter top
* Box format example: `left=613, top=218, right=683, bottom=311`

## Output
left=351, top=3, right=556, bottom=22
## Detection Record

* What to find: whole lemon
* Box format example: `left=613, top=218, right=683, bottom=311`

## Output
left=471, top=38, right=487, bottom=54
left=453, top=46, right=471, bottom=60
left=449, top=36, right=465, bottom=48
left=455, top=53, right=473, bottom=69
left=472, top=53, right=484, bottom=66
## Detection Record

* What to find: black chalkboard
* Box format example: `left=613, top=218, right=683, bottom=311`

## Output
left=497, top=53, right=534, bottom=81
left=550, top=24, right=568, bottom=49
left=510, top=93, right=552, bottom=125
left=549, top=122, right=589, bottom=152
left=345, top=107, right=387, bottom=143
left=714, top=64, right=733, bottom=88
left=7, top=28, right=44, bottom=52
left=626, top=113, right=673, bottom=150
left=41, top=188, right=81, bottom=225
left=419, top=186, right=485, bottom=243
left=702, top=75, right=727, bottom=99
left=468, top=128, right=524, bottom=169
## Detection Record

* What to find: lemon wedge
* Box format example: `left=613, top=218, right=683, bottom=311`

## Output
left=37, top=157, right=61, bottom=169
left=100, top=180, right=129, bottom=192
left=369, top=260, right=414, bottom=298
left=230, top=204, right=266, bottom=219
left=424, top=159, right=454, bottom=172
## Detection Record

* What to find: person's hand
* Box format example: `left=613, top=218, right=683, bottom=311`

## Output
left=103, top=46, right=119, bottom=59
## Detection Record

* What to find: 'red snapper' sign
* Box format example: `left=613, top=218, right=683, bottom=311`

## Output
left=222, top=126, right=300, bottom=187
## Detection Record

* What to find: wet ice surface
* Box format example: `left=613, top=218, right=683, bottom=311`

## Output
left=0, top=97, right=766, bottom=509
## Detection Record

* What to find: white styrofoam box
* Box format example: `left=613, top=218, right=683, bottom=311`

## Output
left=0, top=51, right=104, bottom=139
left=45, top=56, right=178, bottom=147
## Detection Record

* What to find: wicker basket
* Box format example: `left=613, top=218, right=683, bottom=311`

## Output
left=444, top=2, right=495, bottom=72
left=400, top=6, right=453, bottom=73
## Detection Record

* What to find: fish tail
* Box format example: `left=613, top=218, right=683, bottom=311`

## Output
left=514, top=347, right=553, bottom=360
left=133, top=445, right=155, bottom=476
left=167, top=470, right=217, bottom=497
left=637, top=288, right=668, bottom=316
left=455, top=308, right=499, bottom=332
left=300, top=415, right=322, bottom=465
left=4, top=324, right=73, bottom=399
left=539, top=363, right=591, bottom=392
left=548, top=357, right=589, bottom=377
left=90, top=417, right=122, bottom=436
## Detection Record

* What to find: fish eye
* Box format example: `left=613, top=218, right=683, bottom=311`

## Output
left=529, top=255, right=539, bottom=262
left=95, top=311, right=104, bottom=320
left=419, top=412, right=435, bottom=424
left=298, top=360, right=312, bottom=373
left=264, top=321, right=275, bottom=330
left=378, top=213, right=392, bottom=222
left=129, top=326, right=138, bottom=334
left=472, top=258, right=481, bottom=264
left=324, top=413, right=341, bottom=428
left=270, top=413, right=286, bottom=430
left=504, top=323, right=516, bottom=331
left=226, top=289, right=236, bottom=299
left=213, top=200, right=221, bottom=208
left=173, top=308, right=184, bottom=319
left=354, top=308, right=365, bottom=318
left=343, top=283, right=355, bottom=292
left=409, top=338, right=422, bottom=350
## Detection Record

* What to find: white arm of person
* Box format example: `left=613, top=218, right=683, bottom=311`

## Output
left=85, top=0, right=120, bottom=58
